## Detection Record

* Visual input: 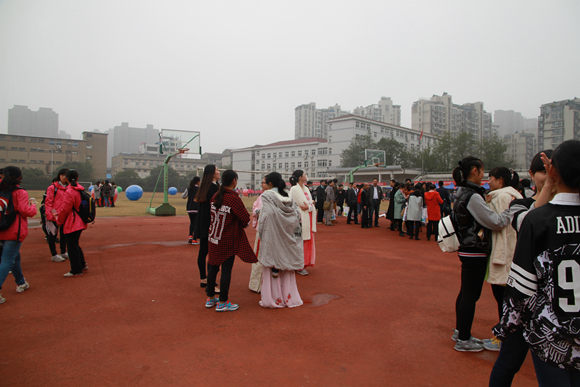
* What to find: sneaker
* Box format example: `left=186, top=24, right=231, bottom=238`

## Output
left=451, top=329, right=483, bottom=344
left=51, top=254, right=65, bottom=262
left=205, top=297, right=219, bottom=308
left=454, top=337, right=484, bottom=352
left=82, top=263, right=89, bottom=271
left=63, top=272, right=83, bottom=277
left=296, top=269, right=309, bottom=276
left=483, top=337, right=502, bottom=351
left=0, top=294, right=5, bottom=304
left=191, top=240, right=200, bottom=245
left=216, top=301, right=239, bottom=312
left=16, top=281, right=29, bottom=293
left=188, top=236, right=193, bottom=244
left=61, top=253, right=69, bottom=259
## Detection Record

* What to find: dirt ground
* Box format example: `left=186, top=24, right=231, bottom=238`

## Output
left=0, top=215, right=536, bottom=387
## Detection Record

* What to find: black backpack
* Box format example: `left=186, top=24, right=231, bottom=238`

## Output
left=74, top=189, right=96, bottom=224
left=0, top=188, right=22, bottom=232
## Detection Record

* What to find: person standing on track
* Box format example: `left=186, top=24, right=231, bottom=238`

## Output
left=315, top=180, right=326, bottom=224
left=56, top=169, right=89, bottom=278
left=451, top=157, right=511, bottom=352
left=44, top=168, right=69, bottom=262
left=194, top=165, right=220, bottom=293
left=424, top=183, right=443, bottom=242
left=205, top=170, right=257, bottom=312
left=182, top=176, right=200, bottom=245
left=493, top=140, right=580, bottom=386
left=289, top=170, right=316, bottom=276
left=369, top=178, right=383, bottom=227
left=0, top=166, right=37, bottom=304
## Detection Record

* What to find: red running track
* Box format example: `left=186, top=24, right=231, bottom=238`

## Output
left=0, top=216, right=536, bottom=386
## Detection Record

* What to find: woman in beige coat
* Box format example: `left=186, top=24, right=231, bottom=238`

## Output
left=289, top=170, right=316, bottom=276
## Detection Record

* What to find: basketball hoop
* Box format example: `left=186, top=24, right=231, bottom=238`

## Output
left=179, top=148, right=189, bottom=154
left=374, top=163, right=384, bottom=168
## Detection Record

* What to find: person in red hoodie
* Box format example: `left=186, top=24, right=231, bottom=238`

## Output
left=424, top=183, right=444, bottom=241
left=56, top=169, right=88, bottom=277
left=44, top=168, right=69, bottom=262
left=0, top=166, right=38, bottom=304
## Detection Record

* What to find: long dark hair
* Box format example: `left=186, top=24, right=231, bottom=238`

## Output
left=551, top=140, right=580, bottom=199
left=56, top=168, right=69, bottom=181
left=66, top=170, right=79, bottom=187
left=213, top=170, right=238, bottom=210
left=488, top=167, right=519, bottom=189
left=265, top=172, right=288, bottom=197
left=530, top=149, right=553, bottom=174
left=289, top=170, right=304, bottom=186
left=195, top=165, right=218, bottom=203
left=0, top=166, right=22, bottom=192
left=452, top=157, right=484, bottom=186
left=188, top=176, right=200, bottom=193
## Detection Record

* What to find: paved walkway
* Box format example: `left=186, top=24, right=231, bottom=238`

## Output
left=1, top=216, right=536, bottom=386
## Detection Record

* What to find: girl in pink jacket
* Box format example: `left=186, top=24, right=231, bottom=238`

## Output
left=0, top=166, right=38, bottom=304
left=44, top=168, right=69, bottom=262
left=56, top=170, right=88, bottom=277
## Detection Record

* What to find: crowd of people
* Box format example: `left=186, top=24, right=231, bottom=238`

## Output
left=92, top=180, right=117, bottom=207
left=1, top=140, right=579, bottom=386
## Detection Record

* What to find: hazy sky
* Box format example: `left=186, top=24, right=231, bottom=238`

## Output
left=1, top=0, right=579, bottom=153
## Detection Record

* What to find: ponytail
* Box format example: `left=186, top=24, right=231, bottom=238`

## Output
left=0, top=166, right=22, bottom=192
left=489, top=167, right=519, bottom=189
left=453, top=157, right=484, bottom=187
left=213, top=170, right=237, bottom=210
left=265, top=172, right=289, bottom=197
left=65, top=169, right=79, bottom=187
left=289, top=170, right=304, bottom=186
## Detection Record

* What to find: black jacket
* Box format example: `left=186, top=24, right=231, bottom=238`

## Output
left=386, top=187, right=398, bottom=220
left=436, top=187, right=451, bottom=205
left=347, top=188, right=357, bottom=205
left=453, top=181, right=491, bottom=253
left=194, top=183, right=219, bottom=239
left=315, top=185, right=326, bottom=205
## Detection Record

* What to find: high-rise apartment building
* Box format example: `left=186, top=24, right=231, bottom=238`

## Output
left=504, top=130, right=536, bottom=171
left=294, top=103, right=347, bottom=140
left=494, top=110, right=538, bottom=136
left=411, top=93, right=493, bottom=141
left=8, top=105, right=59, bottom=137
left=537, top=98, right=580, bottom=151
left=353, top=97, right=401, bottom=126
left=106, top=122, right=160, bottom=167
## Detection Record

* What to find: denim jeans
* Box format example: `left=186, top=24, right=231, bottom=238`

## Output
left=0, top=240, right=25, bottom=291
left=103, top=196, right=110, bottom=207
left=489, top=329, right=529, bottom=387
left=531, top=351, right=580, bottom=387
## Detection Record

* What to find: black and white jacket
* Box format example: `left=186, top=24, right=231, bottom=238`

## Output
left=493, top=193, right=580, bottom=370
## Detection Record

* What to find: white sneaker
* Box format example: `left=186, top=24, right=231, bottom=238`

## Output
left=61, top=253, right=69, bottom=259
left=16, top=281, right=29, bottom=293
left=51, top=254, right=65, bottom=262
left=0, top=294, right=5, bottom=304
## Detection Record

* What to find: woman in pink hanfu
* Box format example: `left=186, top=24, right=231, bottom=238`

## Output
left=258, top=172, right=303, bottom=308
left=289, top=170, right=316, bottom=276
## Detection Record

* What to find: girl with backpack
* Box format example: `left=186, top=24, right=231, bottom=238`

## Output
left=451, top=157, right=511, bottom=352
left=0, top=166, right=38, bottom=304
left=56, top=170, right=88, bottom=277
left=44, top=168, right=69, bottom=262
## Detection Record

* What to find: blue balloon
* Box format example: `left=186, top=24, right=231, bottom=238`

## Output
left=125, top=185, right=144, bottom=201
left=88, top=185, right=94, bottom=193
left=168, top=187, right=177, bottom=195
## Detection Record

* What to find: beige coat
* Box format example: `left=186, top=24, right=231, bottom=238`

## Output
left=487, top=186, right=523, bottom=285
left=289, top=184, right=316, bottom=241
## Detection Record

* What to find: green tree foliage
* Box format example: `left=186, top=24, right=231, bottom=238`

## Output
left=479, top=135, right=513, bottom=170
left=340, top=135, right=377, bottom=167
left=59, top=161, right=95, bottom=182
left=376, top=137, right=408, bottom=166
left=113, top=170, right=143, bottom=190
left=19, top=168, right=52, bottom=191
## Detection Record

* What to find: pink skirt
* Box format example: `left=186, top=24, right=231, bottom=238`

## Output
left=259, top=268, right=303, bottom=308
left=303, top=212, right=316, bottom=268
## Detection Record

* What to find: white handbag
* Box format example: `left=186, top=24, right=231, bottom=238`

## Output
left=437, top=215, right=460, bottom=253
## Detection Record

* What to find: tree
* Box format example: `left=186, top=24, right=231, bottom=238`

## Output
left=59, top=161, right=94, bottom=182
left=480, top=135, right=513, bottom=170
left=20, top=168, right=52, bottom=191
left=376, top=137, right=408, bottom=166
left=340, top=135, right=376, bottom=168
left=143, top=165, right=181, bottom=191
left=113, top=170, right=142, bottom=190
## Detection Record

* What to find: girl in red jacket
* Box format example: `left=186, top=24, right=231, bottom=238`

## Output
left=56, top=170, right=88, bottom=277
left=0, top=166, right=38, bottom=304
left=44, top=168, right=69, bottom=262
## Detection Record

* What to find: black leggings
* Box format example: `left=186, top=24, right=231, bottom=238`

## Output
left=188, top=213, right=197, bottom=237
left=492, top=284, right=506, bottom=321
left=406, top=220, right=421, bottom=237
left=47, top=223, right=66, bottom=256
left=66, top=230, right=85, bottom=274
left=206, top=255, right=235, bottom=302
left=426, top=220, right=439, bottom=239
left=455, top=255, right=488, bottom=341
left=197, top=237, right=210, bottom=280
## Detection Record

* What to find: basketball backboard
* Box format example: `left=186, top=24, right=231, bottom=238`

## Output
left=364, top=149, right=386, bottom=166
left=159, top=129, right=201, bottom=158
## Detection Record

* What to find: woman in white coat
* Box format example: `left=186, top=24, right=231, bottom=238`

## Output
left=289, top=170, right=316, bottom=276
